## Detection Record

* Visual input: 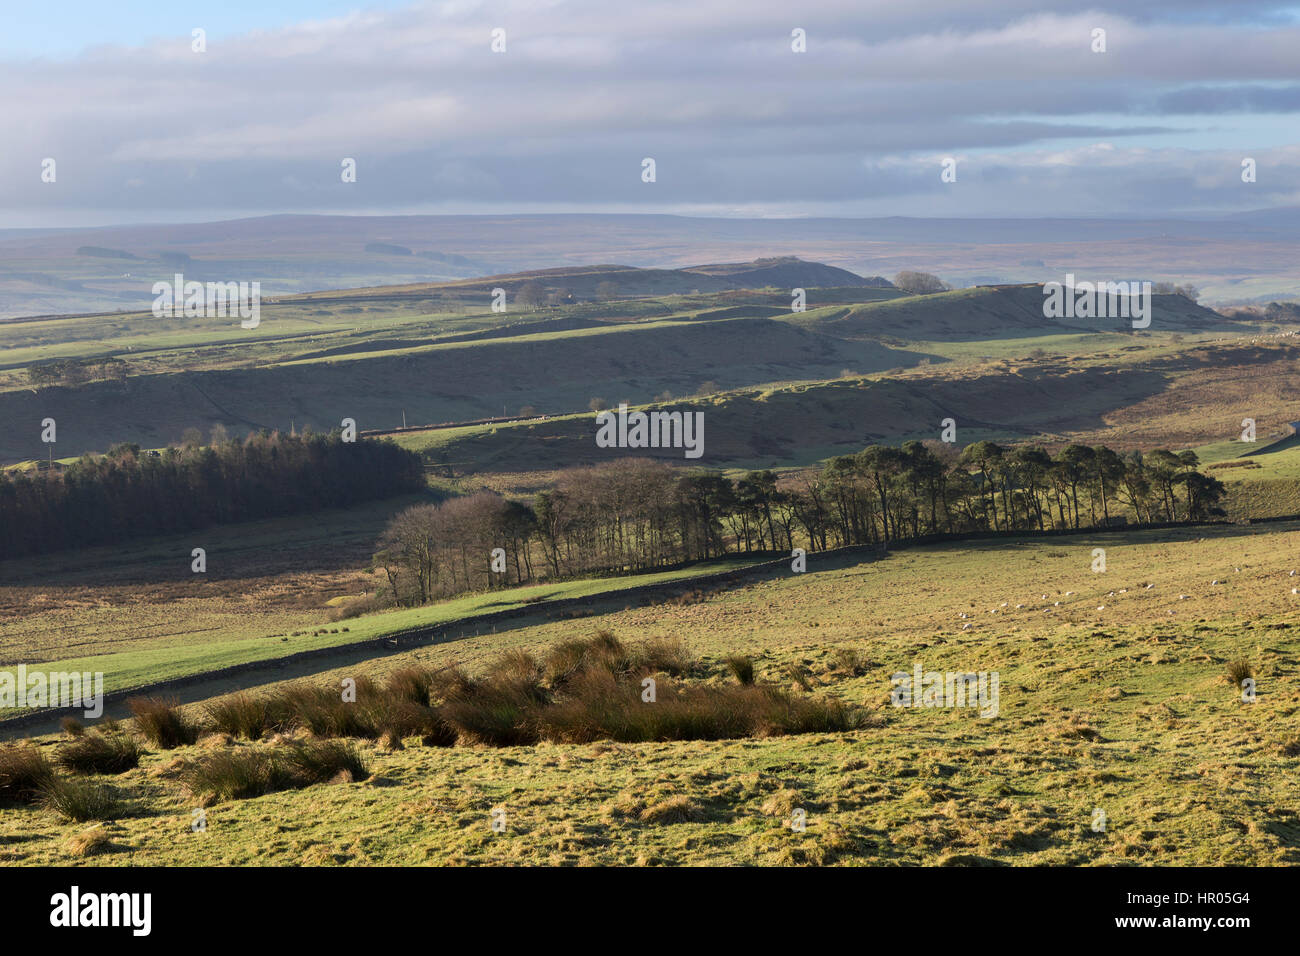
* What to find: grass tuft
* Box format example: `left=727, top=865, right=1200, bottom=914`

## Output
left=0, top=744, right=56, bottom=803
left=128, top=696, right=198, bottom=749
left=39, top=776, right=123, bottom=822
left=56, top=732, right=141, bottom=775
left=725, top=655, right=756, bottom=685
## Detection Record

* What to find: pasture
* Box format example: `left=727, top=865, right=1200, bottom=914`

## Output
left=3, top=521, right=1298, bottom=865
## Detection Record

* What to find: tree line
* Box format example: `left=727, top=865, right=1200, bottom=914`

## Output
left=0, top=432, right=425, bottom=560
left=374, top=441, right=1227, bottom=606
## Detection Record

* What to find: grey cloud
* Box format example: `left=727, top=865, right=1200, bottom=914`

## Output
left=1, top=0, right=1297, bottom=223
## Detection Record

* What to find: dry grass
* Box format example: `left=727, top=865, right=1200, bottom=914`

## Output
left=65, top=826, right=112, bottom=857
left=128, top=696, right=197, bottom=749
left=56, top=731, right=141, bottom=775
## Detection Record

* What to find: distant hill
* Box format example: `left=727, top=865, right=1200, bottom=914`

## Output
left=287, top=257, right=875, bottom=302
left=785, top=283, right=1230, bottom=341
left=74, top=246, right=138, bottom=259
left=3, top=210, right=1298, bottom=317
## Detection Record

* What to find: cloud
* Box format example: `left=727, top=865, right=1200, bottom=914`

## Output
left=2, top=0, right=1298, bottom=223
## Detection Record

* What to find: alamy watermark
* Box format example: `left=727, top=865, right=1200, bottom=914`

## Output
left=152, top=273, right=261, bottom=329
left=1042, top=274, right=1151, bottom=329
left=595, top=403, right=704, bottom=459
left=0, top=666, right=104, bottom=718
left=890, top=663, right=999, bottom=718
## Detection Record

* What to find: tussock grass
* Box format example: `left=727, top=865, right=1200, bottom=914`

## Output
left=56, top=731, right=141, bottom=775
left=387, top=666, right=435, bottom=706
left=784, top=663, right=813, bottom=692
left=1226, top=660, right=1254, bottom=687
left=725, top=655, right=756, bottom=685
left=183, top=740, right=368, bottom=805
left=0, top=743, right=56, bottom=802
left=183, top=748, right=287, bottom=806
left=39, top=776, right=123, bottom=822
left=280, top=740, right=368, bottom=785
left=66, top=827, right=112, bottom=858
left=206, top=693, right=273, bottom=740
left=831, top=647, right=869, bottom=677
left=438, top=635, right=858, bottom=746
left=128, top=696, right=197, bottom=749
left=207, top=634, right=856, bottom=749
left=640, top=795, right=701, bottom=824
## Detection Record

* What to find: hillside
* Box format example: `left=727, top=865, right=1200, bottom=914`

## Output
left=0, top=276, right=1277, bottom=465
left=6, top=522, right=1300, bottom=865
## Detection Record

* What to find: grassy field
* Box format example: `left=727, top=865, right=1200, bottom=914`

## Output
left=3, top=277, right=1287, bottom=466
left=3, top=521, right=1299, bottom=865
left=1, top=537, right=766, bottom=704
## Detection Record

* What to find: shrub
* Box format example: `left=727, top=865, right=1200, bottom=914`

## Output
left=128, top=696, right=197, bottom=748
left=60, top=717, right=85, bottom=737
left=0, top=744, right=55, bottom=802
left=39, top=776, right=123, bottom=822
left=56, top=732, right=141, bottom=775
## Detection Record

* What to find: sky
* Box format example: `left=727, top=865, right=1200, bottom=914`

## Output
left=4, top=0, right=1300, bottom=227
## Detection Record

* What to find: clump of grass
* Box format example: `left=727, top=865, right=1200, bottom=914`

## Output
left=280, top=740, right=368, bottom=784
left=128, top=696, right=197, bottom=748
left=668, top=588, right=718, bottom=606
left=784, top=663, right=813, bottom=692
left=174, top=633, right=859, bottom=753
left=66, top=827, right=112, bottom=858
left=0, top=743, right=55, bottom=802
left=831, top=647, right=869, bottom=677
left=387, top=666, right=435, bottom=706
left=362, top=695, right=437, bottom=740
left=279, top=684, right=373, bottom=738
left=39, top=776, right=123, bottom=822
left=539, top=679, right=858, bottom=744
left=206, top=693, right=272, bottom=740
left=1054, top=716, right=1101, bottom=741
left=634, top=638, right=694, bottom=676
left=56, top=731, right=141, bottom=775
left=420, top=713, right=459, bottom=748
left=639, top=795, right=701, bottom=824
left=724, top=655, right=756, bottom=685
left=60, top=717, right=85, bottom=737
left=1226, top=660, right=1254, bottom=687
left=183, top=748, right=288, bottom=806
left=183, top=740, right=367, bottom=805
left=440, top=681, right=540, bottom=746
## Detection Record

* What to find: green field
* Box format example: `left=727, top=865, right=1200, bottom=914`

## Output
left=5, top=522, right=1299, bottom=865
left=2, top=556, right=767, bottom=705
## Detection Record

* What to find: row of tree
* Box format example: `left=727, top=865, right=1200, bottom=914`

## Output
left=374, top=442, right=1228, bottom=605
left=0, top=432, right=425, bottom=559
